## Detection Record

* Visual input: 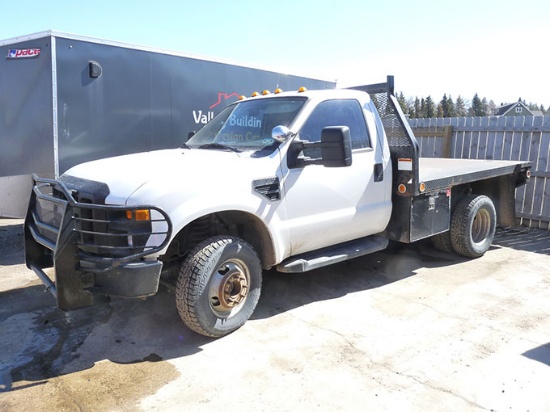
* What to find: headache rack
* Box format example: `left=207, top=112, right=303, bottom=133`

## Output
left=25, top=174, right=172, bottom=309
left=349, top=75, right=421, bottom=197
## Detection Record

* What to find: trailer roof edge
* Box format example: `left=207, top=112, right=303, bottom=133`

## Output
left=0, top=30, right=55, bottom=46
left=0, top=30, right=337, bottom=84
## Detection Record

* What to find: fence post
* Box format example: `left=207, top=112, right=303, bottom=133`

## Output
left=442, top=125, right=453, bottom=158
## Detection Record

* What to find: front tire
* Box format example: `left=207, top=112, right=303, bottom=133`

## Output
left=176, top=236, right=262, bottom=338
left=450, top=195, right=496, bottom=258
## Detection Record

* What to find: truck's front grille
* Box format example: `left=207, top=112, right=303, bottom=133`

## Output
left=28, top=175, right=172, bottom=272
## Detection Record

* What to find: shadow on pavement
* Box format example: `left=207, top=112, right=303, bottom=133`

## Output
left=0, top=222, right=24, bottom=266
left=523, top=343, right=550, bottom=366
left=494, top=227, right=550, bottom=255
left=253, top=239, right=462, bottom=321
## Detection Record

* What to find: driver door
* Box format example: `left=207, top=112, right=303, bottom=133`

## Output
left=282, top=99, right=389, bottom=256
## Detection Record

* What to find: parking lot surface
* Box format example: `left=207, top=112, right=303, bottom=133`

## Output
left=1, top=219, right=549, bottom=411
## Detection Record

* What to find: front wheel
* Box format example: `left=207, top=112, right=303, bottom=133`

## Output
left=176, top=236, right=262, bottom=338
left=450, top=195, right=496, bottom=258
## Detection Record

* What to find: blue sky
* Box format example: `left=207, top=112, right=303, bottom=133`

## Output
left=1, top=0, right=548, bottom=107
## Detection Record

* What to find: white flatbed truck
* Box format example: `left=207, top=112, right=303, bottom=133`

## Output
left=24, top=76, right=531, bottom=337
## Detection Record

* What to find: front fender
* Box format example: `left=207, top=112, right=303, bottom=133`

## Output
left=129, top=188, right=290, bottom=265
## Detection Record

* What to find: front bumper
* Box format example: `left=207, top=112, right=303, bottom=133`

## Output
left=24, top=174, right=172, bottom=310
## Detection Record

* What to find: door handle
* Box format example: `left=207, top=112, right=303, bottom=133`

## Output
left=374, top=163, right=384, bottom=182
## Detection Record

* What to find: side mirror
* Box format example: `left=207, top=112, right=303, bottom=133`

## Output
left=288, top=126, right=352, bottom=168
left=319, top=126, right=352, bottom=167
left=272, top=125, right=293, bottom=142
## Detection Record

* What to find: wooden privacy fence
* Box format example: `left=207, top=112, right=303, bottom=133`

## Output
left=409, top=116, right=550, bottom=230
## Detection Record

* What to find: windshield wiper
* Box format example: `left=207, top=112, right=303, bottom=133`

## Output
left=197, top=143, right=242, bottom=152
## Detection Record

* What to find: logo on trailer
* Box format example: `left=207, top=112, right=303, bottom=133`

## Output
left=209, top=92, right=240, bottom=109
left=7, top=48, right=41, bottom=59
left=192, top=91, right=240, bottom=125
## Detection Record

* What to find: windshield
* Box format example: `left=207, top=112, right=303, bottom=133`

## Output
left=187, top=97, right=307, bottom=153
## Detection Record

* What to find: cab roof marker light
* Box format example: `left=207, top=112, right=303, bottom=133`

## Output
left=239, top=95, right=247, bottom=100
left=298, top=87, right=308, bottom=92
left=262, top=90, right=271, bottom=95
left=251, top=91, right=260, bottom=97
left=275, top=88, right=283, bottom=94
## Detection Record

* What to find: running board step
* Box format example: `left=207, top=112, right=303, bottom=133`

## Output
left=276, top=235, right=389, bottom=273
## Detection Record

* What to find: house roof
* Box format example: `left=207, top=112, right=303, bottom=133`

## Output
left=496, top=101, right=535, bottom=116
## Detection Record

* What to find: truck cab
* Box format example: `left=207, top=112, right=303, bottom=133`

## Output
left=210, top=88, right=393, bottom=258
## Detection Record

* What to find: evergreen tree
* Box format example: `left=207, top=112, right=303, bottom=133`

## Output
left=406, top=97, right=414, bottom=117
left=526, top=102, right=544, bottom=113
left=455, top=96, right=467, bottom=117
left=481, top=97, right=489, bottom=116
left=397, top=92, right=408, bottom=116
left=439, top=94, right=456, bottom=117
left=440, top=94, right=449, bottom=117
left=408, top=102, right=416, bottom=118
left=424, top=98, right=428, bottom=117
left=392, top=90, right=546, bottom=118
left=437, top=103, right=444, bottom=118
left=425, top=96, right=435, bottom=118
left=470, top=93, right=484, bottom=116
left=447, top=95, right=456, bottom=117
left=413, top=97, right=421, bottom=119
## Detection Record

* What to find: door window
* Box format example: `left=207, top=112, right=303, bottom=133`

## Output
left=299, top=99, right=370, bottom=157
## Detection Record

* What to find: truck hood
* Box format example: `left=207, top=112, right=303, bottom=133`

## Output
left=62, top=148, right=278, bottom=205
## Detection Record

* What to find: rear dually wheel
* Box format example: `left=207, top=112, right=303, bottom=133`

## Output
left=450, top=195, right=496, bottom=258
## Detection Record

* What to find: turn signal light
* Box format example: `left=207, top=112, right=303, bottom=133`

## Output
left=126, top=209, right=151, bottom=221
